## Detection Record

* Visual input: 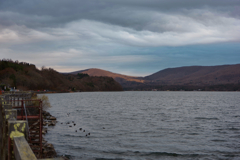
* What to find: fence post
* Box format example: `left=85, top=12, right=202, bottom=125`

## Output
left=1, top=104, right=13, bottom=160
left=0, top=97, right=3, bottom=159
left=0, top=96, right=3, bottom=148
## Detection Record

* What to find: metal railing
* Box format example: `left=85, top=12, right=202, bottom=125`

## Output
left=0, top=93, right=64, bottom=160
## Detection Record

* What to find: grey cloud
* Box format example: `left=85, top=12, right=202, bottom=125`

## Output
left=1, top=0, right=239, bottom=30
left=0, top=0, right=240, bottom=75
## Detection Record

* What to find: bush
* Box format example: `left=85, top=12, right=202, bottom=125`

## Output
left=39, top=95, right=52, bottom=110
left=32, top=94, right=52, bottom=110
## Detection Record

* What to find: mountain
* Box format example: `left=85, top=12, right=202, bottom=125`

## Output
left=70, top=68, right=145, bottom=87
left=69, top=64, right=240, bottom=91
left=144, top=64, right=240, bottom=85
left=0, top=60, right=123, bottom=92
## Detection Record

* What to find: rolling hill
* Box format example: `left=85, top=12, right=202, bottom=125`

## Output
left=69, top=68, right=145, bottom=87
left=69, top=64, right=240, bottom=91
left=144, top=64, right=240, bottom=85
left=0, top=60, right=123, bottom=92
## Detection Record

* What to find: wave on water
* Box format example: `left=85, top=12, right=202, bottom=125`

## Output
left=63, top=134, right=87, bottom=137
left=101, top=150, right=200, bottom=158
left=95, top=158, right=124, bottom=160
left=194, top=117, right=219, bottom=120
left=140, top=151, right=199, bottom=158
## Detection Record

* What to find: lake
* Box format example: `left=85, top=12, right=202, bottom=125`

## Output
left=44, top=91, right=240, bottom=160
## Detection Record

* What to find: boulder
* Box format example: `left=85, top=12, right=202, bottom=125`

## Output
left=48, top=116, right=56, bottom=120
left=48, top=120, right=56, bottom=126
left=43, top=121, right=47, bottom=126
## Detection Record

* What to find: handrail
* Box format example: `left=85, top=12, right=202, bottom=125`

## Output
left=0, top=93, right=64, bottom=160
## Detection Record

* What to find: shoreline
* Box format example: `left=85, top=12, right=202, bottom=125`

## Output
left=42, top=110, right=69, bottom=160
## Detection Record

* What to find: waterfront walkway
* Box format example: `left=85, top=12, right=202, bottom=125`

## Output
left=0, top=91, right=64, bottom=160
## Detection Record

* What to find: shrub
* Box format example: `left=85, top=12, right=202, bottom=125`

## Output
left=32, top=94, right=52, bottom=110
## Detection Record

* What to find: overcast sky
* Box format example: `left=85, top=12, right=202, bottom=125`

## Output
left=0, top=0, right=240, bottom=76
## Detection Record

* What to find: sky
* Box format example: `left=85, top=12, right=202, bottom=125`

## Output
left=0, top=0, right=240, bottom=76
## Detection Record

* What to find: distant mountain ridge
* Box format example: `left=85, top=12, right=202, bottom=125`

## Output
left=68, top=64, right=240, bottom=90
left=70, top=68, right=144, bottom=82
left=144, top=64, right=240, bottom=85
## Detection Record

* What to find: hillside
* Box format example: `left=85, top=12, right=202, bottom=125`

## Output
left=70, top=68, right=144, bottom=87
left=0, top=60, right=123, bottom=92
left=69, top=64, right=240, bottom=91
left=144, top=64, right=240, bottom=85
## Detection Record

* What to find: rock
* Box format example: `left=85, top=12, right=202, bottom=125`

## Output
left=46, top=143, right=54, bottom=148
left=41, top=110, right=59, bottom=159
left=42, top=111, right=51, bottom=116
left=43, top=121, right=47, bottom=126
left=48, top=116, right=56, bottom=120
left=43, top=147, right=57, bottom=158
left=42, top=128, right=48, bottom=134
left=48, top=120, right=56, bottom=126
left=43, top=143, right=57, bottom=158
left=42, top=140, right=48, bottom=144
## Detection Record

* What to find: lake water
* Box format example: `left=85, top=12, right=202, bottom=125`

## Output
left=45, top=91, right=240, bottom=160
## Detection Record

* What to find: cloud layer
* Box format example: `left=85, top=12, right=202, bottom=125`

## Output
left=0, top=0, right=240, bottom=75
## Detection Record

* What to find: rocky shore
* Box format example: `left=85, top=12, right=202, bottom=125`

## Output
left=42, top=110, right=69, bottom=160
